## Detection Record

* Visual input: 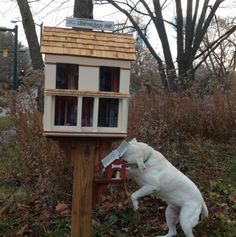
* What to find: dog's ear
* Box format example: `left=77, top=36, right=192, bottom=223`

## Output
left=136, top=158, right=147, bottom=172
left=130, top=138, right=138, bottom=144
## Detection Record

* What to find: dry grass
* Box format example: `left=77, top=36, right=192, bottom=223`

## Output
left=1, top=85, right=72, bottom=207
left=128, top=87, right=236, bottom=148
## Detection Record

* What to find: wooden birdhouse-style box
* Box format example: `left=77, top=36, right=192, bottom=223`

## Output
left=40, top=26, right=136, bottom=137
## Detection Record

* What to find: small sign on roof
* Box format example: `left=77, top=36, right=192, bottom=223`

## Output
left=66, top=17, right=114, bottom=31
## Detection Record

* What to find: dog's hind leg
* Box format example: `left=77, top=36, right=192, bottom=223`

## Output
left=157, top=204, right=180, bottom=237
left=179, top=203, right=201, bottom=237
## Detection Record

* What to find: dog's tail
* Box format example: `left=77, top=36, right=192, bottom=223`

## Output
left=200, top=200, right=209, bottom=221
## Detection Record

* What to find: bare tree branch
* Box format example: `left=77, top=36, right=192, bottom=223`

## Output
left=106, top=0, right=162, bottom=64
left=195, top=25, right=236, bottom=60
left=194, top=25, right=236, bottom=71
left=193, top=0, right=225, bottom=55
left=96, top=0, right=233, bottom=90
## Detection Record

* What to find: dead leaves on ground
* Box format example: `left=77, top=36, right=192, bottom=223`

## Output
left=0, top=195, right=71, bottom=237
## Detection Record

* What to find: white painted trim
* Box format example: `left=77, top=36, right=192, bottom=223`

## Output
left=79, top=66, right=99, bottom=91
left=93, top=97, right=99, bottom=131
left=121, top=98, right=129, bottom=132
left=45, top=64, right=56, bottom=89
left=43, top=94, right=128, bottom=136
left=43, top=131, right=127, bottom=138
left=45, top=54, right=131, bottom=69
left=77, top=97, right=82, bottom=130
left=120, top=69, right=130, bottom=93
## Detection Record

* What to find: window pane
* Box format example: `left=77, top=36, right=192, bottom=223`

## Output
left=54, top=96, right=77, bottom=126
left=98, top=98, right=118, bottom=127
left=99, top=67, right=120, bottom=92
left=56, top=63, right=78, bottom=89
left=82, top=97, right=94, bottom=127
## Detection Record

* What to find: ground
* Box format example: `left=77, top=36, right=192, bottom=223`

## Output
left=0, top=118, right=236, bottom=237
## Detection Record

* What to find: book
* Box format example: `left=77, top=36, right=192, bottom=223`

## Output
left=101, top=140, right=129, bottom=168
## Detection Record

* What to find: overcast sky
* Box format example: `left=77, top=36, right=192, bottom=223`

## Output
left=0, top=0, right=235, bottom=49
left=0, top=0, right=120, bottom=45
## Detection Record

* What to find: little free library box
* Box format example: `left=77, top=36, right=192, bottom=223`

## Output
left=41, top=26, right=136, bottom=138
left=41, top=25, right=136, bottom=237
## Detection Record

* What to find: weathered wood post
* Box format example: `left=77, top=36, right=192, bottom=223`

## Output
left=40, top=18, right=136, bottom=237
left=71, top=139, right=96, bottom=237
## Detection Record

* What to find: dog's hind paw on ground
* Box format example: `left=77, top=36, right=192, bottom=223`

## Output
left=132, top=202, right=139, bottom=211
left=157, top=235, right=175, bottom=237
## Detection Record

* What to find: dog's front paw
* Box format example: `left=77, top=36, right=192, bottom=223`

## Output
left=132, top=200, right=139, bottom=211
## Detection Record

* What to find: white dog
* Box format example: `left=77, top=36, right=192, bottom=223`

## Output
left=122, top=139, right=208, bottom=237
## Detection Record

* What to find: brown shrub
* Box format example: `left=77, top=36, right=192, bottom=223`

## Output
left=128, top=88, right=236, bottom=147
left=6, top=87, right=72, bottom=207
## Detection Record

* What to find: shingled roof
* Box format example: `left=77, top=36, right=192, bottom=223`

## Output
left=40, top=27, right=136, bottom=61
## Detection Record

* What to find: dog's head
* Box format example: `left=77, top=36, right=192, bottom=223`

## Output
left=122, top=138, right=152, bottom=172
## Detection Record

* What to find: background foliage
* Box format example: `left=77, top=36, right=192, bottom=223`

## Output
left=0, top=31, right=31, bottom=86
left=0, top=70, right=235, bottom=236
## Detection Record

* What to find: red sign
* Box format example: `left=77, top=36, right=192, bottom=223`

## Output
left=105, top=159, right=126, bottom=182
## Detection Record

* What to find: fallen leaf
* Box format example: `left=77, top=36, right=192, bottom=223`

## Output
left=228, top=193, right=236, bottom=204
left=17, top=203, right=30, bottom=211
left=55, top=203, right=70, bottom=215
left=0, top=196, right=14, bottom=216
left=16, top=224, right=28, bottom=236
left=55, top=202, right=68, bottom=211
left=39, top=210, right=51, bottom=220
left=0, top=205, right=10, bottom=216
left=26, top=195, right=39, bottom=206
left=200, top=234, right=208, bottom=237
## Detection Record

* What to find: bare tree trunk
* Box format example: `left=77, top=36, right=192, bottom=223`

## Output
left=153, top=0, right=177, bottom=91
left=175, top=0, right=195, bottom=89
left=106, top=0, right=171, bottom=90
left=74, top=0, right=93, bottom=18
left=93, top=0, right=235, bottom=90
left=16, top=0, right=44, bottom=113
left=16, top=0, right=44, bottom=70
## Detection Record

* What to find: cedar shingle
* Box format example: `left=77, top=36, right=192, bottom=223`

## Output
left=40, top=27, right=136, bottom=61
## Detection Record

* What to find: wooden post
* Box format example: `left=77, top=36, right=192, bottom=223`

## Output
left=71, top=140, right=97, bottom=237
left=58, top=138, right=122, bottom=237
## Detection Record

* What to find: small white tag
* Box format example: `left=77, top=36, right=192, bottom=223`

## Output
left=112, top=164, right=122, bottom=169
